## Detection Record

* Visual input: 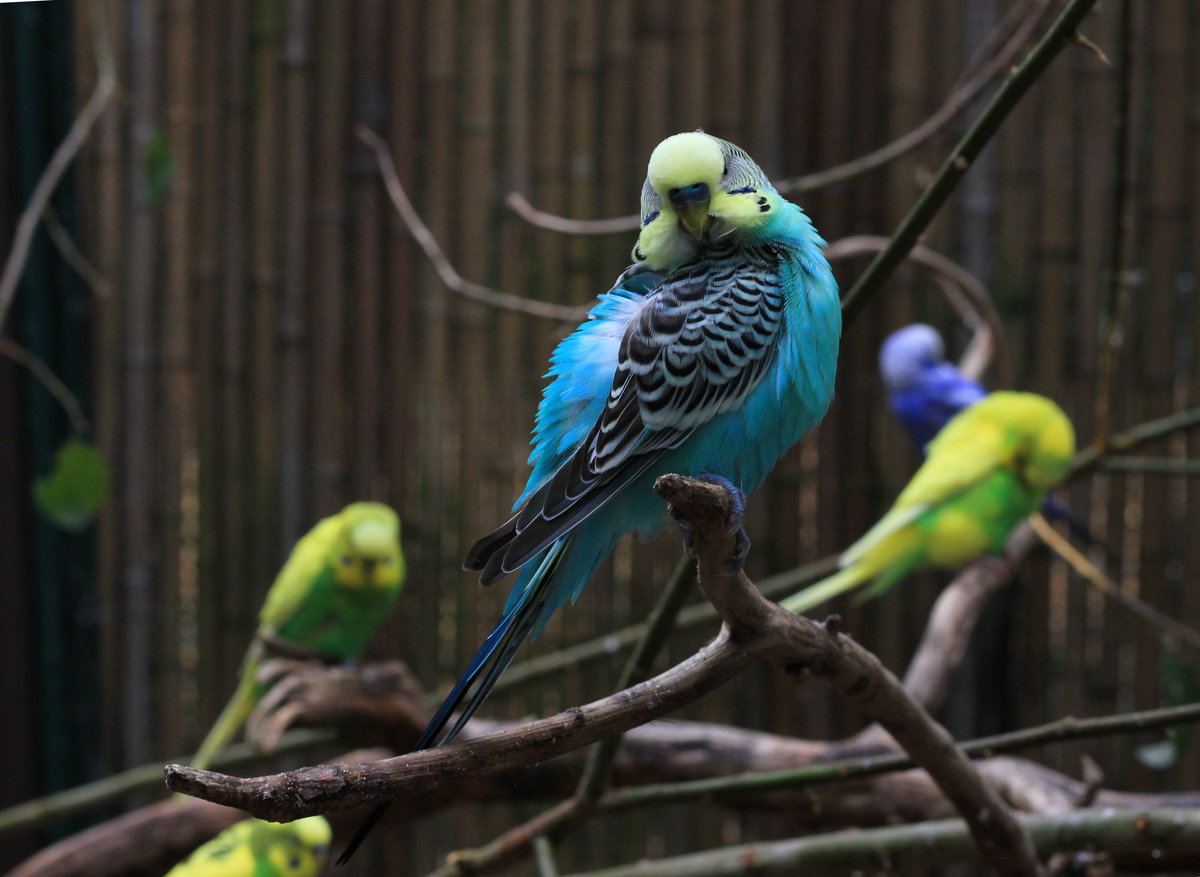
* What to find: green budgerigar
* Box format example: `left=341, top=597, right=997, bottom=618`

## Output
left=783, top=392, right=1075, bottom=614
left=191, top=502, right=405, bottom=770
left=164, top=815, right=332, bottom=877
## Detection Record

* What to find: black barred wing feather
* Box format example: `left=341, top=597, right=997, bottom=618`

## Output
left=471, top=245, right=787, bottom=585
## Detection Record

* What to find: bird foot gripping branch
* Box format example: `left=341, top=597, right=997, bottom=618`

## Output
left=659, top=473, right=752, bottom=573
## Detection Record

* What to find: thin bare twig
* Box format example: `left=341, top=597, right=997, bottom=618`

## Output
left=1069, top=407, right=1200, bottom=478
left=564, top=808, right=1200, bottom=877
left=825, top=235, right=1009, bottom=385
left=1094, top=0, right=1139, bottom=447
left=0, top=1, right=116, bottom=331
left=840, top=0, right=1104, bottom=325
left=596, top=702, right=1200, bottom=814
left=503, top=0, right=1054, bottom=236
left=0, top=338, right=92, bottom=436
left=503, top=191, right=638, bottom=236
left=490, top=553, right=838, bottom=695
left=1098, top=456, right=1200, bottom=475
left=42, top=204, right=112, bottom=299
left=1029, top=514, right=1200, bottom=653
left=356, top=126, right=588, bottom=322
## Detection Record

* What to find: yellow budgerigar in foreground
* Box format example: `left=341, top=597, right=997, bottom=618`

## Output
left=783, top=392, right=1075, bottom=614
left=164, top=815, right=331, bottom=876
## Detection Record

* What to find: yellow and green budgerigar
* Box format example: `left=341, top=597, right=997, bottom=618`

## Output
left=783, top=392, right=1075, bottom=614
left=164, top=815, right=332, bottom=877
left=191, top=502, right=405, bottom=770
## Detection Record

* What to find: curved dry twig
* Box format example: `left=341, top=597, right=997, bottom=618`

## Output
left=357, top=126, right=588, bottom=323
left=824, top=234, right=1009, bottom=385
left=0, top=1, right=117, bottom=331
left=0, top=338, right=93, bottom=436
left=503, top=0, right=1053, bottom=237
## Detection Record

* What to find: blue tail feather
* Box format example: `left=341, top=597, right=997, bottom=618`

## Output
left=420, top=538, right=567, bottom=749
left=337, top=540, right=567, bottom=866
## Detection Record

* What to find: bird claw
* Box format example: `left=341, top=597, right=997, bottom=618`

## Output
left=729, top=526, right=751, bottom=572
left=678, top=522, right=699, bottom=558
left=694, top=473, right=746, bottom=529
left=673, top=473, right=749, bottom=571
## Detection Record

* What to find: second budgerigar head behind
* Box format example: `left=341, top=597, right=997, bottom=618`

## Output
left=332, top=501, right=404, bottom=589
left=634, top=131, right=781, bottom=270
left=879, top=323, right=945, bottom=390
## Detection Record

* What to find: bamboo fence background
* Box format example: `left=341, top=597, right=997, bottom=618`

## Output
left=4, top=0, right=1200, bottom=874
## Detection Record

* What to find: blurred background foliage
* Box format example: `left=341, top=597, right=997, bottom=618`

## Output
left=3, top=0, right=1200, bottom=874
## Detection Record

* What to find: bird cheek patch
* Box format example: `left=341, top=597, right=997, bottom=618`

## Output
left=710, top=191, right=774, bottom=228
left=634, top=211, right=696, bottom=270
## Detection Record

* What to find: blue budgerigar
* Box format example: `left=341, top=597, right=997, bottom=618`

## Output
left=879, top=323, right=985, bottom=450
left=339, top=131, right=841, bottom=861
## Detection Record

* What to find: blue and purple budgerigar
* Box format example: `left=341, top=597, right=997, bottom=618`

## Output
left=879, top=323, right=985, bottom=450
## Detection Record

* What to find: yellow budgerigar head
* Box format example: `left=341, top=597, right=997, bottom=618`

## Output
left=633, top=131, right=781, bottom=270
left=988, top=392, right=1076, bottom=490
left=165, top=815, right=332, bottom=877
left=1019, top=400, right=1076, bottom=490
left=332, top=502, right=404, bottom=589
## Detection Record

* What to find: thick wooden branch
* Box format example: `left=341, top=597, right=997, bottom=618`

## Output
left=23, top=718, right=1200, bottom=877
left=166, top=474, right=1041, bottom=875
left=5, top=798, right=246, bottom=877
left=164, top=631, right=753, bottom=817
left=902, top=523, right=1037, bottom=708
left=653, top=474, right=1042, bottom=876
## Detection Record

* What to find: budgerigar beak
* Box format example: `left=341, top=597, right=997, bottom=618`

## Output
left=668, top=182, right=712, bottom=240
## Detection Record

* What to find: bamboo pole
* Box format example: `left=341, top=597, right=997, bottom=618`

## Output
left=161, top=0, right=200, bottom=755
left=278, top=0, right=314, bottom=541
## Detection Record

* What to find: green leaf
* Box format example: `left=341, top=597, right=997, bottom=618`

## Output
left=142, top=127, right=174, bottom=207
left=1135, top=649, right=1198, bottom=770
left=1135, top=737, right=1179, bottom=770
left=33, top=438, right=109, bottom=531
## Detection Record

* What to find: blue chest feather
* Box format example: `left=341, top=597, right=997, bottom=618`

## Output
left=520, top=204, right=840, bottom=535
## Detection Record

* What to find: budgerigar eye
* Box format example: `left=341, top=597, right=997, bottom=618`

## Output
left=341, top=554, right=352, bottom=566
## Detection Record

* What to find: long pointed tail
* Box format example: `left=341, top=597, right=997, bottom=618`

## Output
left=779, top=563, right=872, bottom=615
left=1040, top=493, right=1098, bottom=547
left=190, top=642, right=264, bottom=771
left=336, top=540, right=567, bottom=865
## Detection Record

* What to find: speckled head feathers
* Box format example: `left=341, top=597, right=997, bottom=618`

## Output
left=634, top=131, right=782, bottom=269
